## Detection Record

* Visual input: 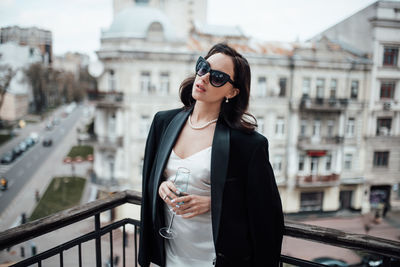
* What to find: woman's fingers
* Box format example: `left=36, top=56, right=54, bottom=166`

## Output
left=173, top=195, right=211, bottom=218
left=158, top=181, right=178, bottom=205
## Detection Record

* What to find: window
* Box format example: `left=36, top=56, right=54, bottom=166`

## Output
left=330, top=79, right=337, bottom=98
left=350, top=80, right=359, bottom=99
left=302, top=78, right=311, bottom=97
left=139, top=115, right=151, bottom=137
left=108, top=112, right=116, bottom=137
left=140, top=72, right=151, bottom=94
left=383, top=47, right=398, bottom=66
left=325, top=154, right=332, bottom=171
left=312, top=119, right=321, bottom=137
left=376, top=117, right=392, bottom=136
left=300, top=119, right=307, bottom=136
left=273, top=155, right=283, bottom=173
left=298, top=154, right=305, bottom=171
left=279, top=78, right=287, bottom=97
left=300, top=192, right=323, bottom=211
left=380, top=81, right=396, bottom=99
left=311, top=157, right=319, bottom=174
left=135, top=0, right=149, bottom=4
left=344, top=154, right=352, bottom=170
left=108, top=70, right=116, bottom=91
left=257, top=77, right=267, bottom=97
left=257, top=117, right=265, bottom=134
left=159, top=72, right=169, bottom=95
left=373, top=151, right=389, bottom=167
left=275, top=117, right=285, bottom=136
left=147, top=22, right=164, bottom=41
left=346, top=118, right=355, bottom=137
left=316, top=78, right=325, bottom=99
left=327, top=120, right=334, bottom=137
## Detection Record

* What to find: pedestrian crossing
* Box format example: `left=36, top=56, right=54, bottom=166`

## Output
left=0, top=164, right=12, bottom=177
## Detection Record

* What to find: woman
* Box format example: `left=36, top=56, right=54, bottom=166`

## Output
left=139, top=43, right=284, bottom=267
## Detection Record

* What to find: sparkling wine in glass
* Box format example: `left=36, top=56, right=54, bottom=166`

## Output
left=159, top=167, right=190, bottom=239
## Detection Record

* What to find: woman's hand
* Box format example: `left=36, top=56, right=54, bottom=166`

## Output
left=172, top=195, right=211, bottom=219
left=158, top=181, right=180, bottom=207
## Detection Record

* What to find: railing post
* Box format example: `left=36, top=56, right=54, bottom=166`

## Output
left=95, top=214, right=102, bottom=267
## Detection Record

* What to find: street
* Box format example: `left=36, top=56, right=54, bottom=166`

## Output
left=0, top=104, right=89, bottom=230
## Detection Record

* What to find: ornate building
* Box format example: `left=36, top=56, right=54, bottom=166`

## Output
left=93, top=0, right=400, bottom=216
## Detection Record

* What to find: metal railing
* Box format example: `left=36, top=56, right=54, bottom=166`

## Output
left=300, top=96, right=349, bottom=111
left=1, top=190, right=399, bottom=267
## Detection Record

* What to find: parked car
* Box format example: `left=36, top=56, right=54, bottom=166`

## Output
left=1, top=151, right=15, bottom=164
left=313, top=257, right=349, bottom=267
left=42, top=138, right=53, bottom=147
left=0, top=177, right=7, bottom=190
left=12, top=146, right=22, bottom=156
left=24, top=137, right=35, bottom=147
left=18, top=141, right=27, bottom=152
left=30, top=132, right=39, bottom=143
left=360, top=254, right=396, bottom=267
left=45, top=123, right=53, bottom=131
left=52, top=118, right=60, bottom=126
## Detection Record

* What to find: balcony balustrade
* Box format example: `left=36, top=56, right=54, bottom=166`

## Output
left=0, top=190, right=399, bottom=267
left=96, top=135, right=123, bottom=149
left=298, top=136, right=344, bottom=151
left=298, top=136, right=344, bottom=145
left=297, top=173, right=340, bottom=187
left=90, top=91, right=124, bottom=109
left=300, top=97, right=348, bottom=112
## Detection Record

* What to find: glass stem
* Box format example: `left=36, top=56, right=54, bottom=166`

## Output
left=167, top=213, right=175, bottom=233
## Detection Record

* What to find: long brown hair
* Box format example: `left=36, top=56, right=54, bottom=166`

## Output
left=179, top=43, right=257, bottom=133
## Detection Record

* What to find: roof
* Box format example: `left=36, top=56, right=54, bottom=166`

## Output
left=193, top=21, right=246, bottom=37
left=101, top=6, right=177, bottom=41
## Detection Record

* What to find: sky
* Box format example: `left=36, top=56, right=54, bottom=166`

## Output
left=0, top=0, right=379, bottom=60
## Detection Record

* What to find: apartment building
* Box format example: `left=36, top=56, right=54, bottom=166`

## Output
left=93, top=0, right=400, bottom=216
left=0, top=26, right=53, bottom=64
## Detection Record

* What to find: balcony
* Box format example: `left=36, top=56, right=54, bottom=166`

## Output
left=1, top=190, right=399, bottom=267
left=90, top=91, right=124, bottom=109
left=297, top=174, right=340, bottom=187
left=300, top=97, right=348, bottom=112
left=298, top=136, right=344, bottom=150
left=96, top=135, right=123, bottom=149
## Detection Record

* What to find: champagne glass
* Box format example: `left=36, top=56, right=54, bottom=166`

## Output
left=159, top=167, right=190, bottom=239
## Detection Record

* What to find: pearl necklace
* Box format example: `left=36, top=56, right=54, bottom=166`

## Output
left=188, top=115, right=218, bottom=130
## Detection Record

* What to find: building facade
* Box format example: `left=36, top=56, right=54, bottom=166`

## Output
left=0, top=26, right=53, bottom=64
left=312, top=0, right=400, bottom=212
left=93, top=0, right=400, bottom=216
left=0, top=42, right=42, bottom=121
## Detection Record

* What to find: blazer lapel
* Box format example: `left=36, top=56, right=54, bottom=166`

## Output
left=210, top=120, right=230, bottom=245
left=151, top=108, right=191, bottom=223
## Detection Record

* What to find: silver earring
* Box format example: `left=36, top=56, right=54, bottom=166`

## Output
left=225, top=97, right=229, bottom=103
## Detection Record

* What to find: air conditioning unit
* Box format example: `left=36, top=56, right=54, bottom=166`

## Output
left=383, top=101, right=391, bottom=110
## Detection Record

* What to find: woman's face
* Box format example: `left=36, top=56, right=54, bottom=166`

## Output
left=192, top=53, right=239, bottom=104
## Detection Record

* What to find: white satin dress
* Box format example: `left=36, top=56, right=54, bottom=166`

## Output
left=163, top=146, right=216, bottom=267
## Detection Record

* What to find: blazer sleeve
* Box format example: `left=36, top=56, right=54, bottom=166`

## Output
left=246, top=138, right=284, bottom=267
left=138, top=112, right=159, bottom=267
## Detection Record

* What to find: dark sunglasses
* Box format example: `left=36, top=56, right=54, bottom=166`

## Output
left=195, top=56, right=235, bottom=87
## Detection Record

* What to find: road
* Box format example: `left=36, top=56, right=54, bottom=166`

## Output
left=0, top=105, right=84, bottom=218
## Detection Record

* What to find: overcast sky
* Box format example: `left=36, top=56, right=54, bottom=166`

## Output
left=0, top=0, right=378, bottom=59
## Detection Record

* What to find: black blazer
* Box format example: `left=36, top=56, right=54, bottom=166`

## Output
left=139, top=107, right=284, bottom=267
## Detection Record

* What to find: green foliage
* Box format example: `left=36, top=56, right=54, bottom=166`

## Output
left=0, top=134, right=11, bottom=145
left=29, top=177, right=86, bottom=221
left=67, top=145, right=93, bottom=158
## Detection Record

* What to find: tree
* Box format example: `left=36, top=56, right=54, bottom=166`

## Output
left=24, top=63, right=47, bottom=113
left=0, top=65, right=15, bottom=119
